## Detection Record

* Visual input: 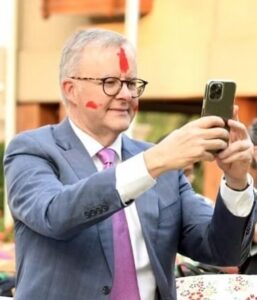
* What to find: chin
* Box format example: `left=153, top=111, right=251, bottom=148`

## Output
left=112, top=122, right=131, bottom=133
left=112, top=116, right=132, bottom=127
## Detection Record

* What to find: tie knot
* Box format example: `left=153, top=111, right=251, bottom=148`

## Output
left=97, top=148, right=116, bottom=169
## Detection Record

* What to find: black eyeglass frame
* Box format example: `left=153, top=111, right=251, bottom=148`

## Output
left=69, top=76, right=148, bottom=98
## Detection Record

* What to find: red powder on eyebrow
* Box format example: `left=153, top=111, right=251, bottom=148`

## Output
left=117, top=47, right=129, bottom=73
left=85, top=101, right=99, bottom=109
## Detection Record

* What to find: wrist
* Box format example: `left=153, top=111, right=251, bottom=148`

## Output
left=224, top=175, right=250, bottom=191
left=144, top=147, right=166, bottom=178
left=225, top=182, right=249, bottom=191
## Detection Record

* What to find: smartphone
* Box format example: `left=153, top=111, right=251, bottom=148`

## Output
left=201, top=79, right=236, bottom=124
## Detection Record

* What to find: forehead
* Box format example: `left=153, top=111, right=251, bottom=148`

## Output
left=77, top=44, right=137, bottom=75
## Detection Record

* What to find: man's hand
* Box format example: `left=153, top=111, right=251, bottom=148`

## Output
left=216, top=118, right=253, bottom=190
left=144, top=116, right=229, bottom=178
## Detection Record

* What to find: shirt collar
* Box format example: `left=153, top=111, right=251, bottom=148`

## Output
left=68, top=119, right=122, bottom=160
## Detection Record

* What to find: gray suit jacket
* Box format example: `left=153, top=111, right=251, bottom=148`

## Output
left=4, top=118, right=255, bottom=300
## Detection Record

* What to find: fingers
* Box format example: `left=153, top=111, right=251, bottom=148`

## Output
left=232, top=105, right=239, bottom=121
left=183, top=117, right=229, bottom=145
left=218, top=118, right=253, bottom=163
left=204, top=139, right=229, bottom=152
left=217, top=139, right=253, bottom=163
left=187, top=116, right=225, bottom=129
left=200, top=127, right=229, bottom=142
left=183, top=126, right=229, bottom=153
left=178, top=119, right=231, bottom=161
left=202, top=150, right=216, bottom=162
left=227, top=119, right=249, bottom=139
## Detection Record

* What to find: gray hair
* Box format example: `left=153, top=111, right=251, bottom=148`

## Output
left=59, top=28, right=133, bottom=84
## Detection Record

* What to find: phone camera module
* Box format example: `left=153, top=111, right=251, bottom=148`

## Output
left=209, top=82, right=223, bottom=100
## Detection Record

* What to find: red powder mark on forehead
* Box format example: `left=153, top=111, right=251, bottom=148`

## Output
left=117, top=47, right=129, bottom=73
left=85, top=101, right=100, bottom=109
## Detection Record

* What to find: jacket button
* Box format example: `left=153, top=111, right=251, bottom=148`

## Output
left=102, top=205, right=109, bottom=212
left=89, top=209, right=97, bottom=217
left=84, top=211, right=89, bottom=218
left=102, top=286, right=111, bottom=295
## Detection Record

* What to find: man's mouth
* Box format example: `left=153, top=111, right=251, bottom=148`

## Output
left=109, top=108, right=129, bottom=112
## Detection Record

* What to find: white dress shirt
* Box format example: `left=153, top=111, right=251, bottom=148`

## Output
left=69, top=120, right=156, bottom=300
left=69, top=119, right=254, bottom=300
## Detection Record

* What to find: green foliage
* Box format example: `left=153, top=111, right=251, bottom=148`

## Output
left=0, top=143, right=14, bottom=241
left=136, top=112, right=198, bottom=143
left=0, top=143, right=4, bottom=213
left=192, top=162, right=204, bottom=194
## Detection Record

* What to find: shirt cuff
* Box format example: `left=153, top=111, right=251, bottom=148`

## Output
left=116, top=152, right=156, bottom=204
left=220, top=174, right=255, bottom=217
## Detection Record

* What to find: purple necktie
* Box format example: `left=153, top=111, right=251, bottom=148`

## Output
left=97, top=148, right=140, bottom=300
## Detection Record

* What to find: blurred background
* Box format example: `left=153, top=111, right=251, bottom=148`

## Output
left=1, top=0, right=257, bottom=274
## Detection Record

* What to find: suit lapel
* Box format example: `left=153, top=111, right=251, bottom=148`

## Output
left=53, top=119, right=114, bottom=273
left=98, top=218, right=114, bottom=275
left=121, top=135, right=160, bottom=247
left=122, top=135, right=168, bottom=294
left=135, top=191, right=159, bottom=246
left=136, top=190, right=170, bottom=296
left=52, top=123, right=160, bottom=276
left=53, top=118, right=97, bottom=179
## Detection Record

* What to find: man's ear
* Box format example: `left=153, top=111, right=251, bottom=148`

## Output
left=62, top=79, right=77, bottom=105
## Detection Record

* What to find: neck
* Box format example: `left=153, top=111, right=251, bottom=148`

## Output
left=69, top=117, right=120, bottom=147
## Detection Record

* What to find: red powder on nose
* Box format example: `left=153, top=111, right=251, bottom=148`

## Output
left=117, top=47, right=129, bottom=73
left=85, top=101, right=99, bottom=109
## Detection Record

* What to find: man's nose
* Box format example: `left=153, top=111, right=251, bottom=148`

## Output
left=116, top=82, right=133, bottom=100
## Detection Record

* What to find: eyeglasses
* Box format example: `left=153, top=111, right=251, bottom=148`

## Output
left=70, top=76, right=148, bottom=98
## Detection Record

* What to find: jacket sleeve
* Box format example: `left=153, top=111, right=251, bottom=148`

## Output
left=178, top=172, right=256, bottom=266
left=4, top=132, right=124, bottom=240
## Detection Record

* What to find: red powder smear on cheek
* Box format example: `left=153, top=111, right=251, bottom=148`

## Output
left=85, top=101, right=100, bottom=109
left=117, top=47, right=129, bottom=73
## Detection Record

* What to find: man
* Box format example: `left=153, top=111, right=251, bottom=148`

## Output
left=4, top=28, right=256, bottom=300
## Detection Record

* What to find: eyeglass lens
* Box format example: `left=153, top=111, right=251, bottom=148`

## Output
left=103, top=78, right=146, bottom=98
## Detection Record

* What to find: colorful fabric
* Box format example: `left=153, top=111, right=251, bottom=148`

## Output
left=176, top=274, right=257, bottom=300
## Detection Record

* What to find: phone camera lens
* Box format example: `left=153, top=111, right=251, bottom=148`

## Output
left=209, top=83, right=223, bottom=100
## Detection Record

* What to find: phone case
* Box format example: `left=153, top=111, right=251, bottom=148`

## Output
left=201, top=80, right=236, bottom=121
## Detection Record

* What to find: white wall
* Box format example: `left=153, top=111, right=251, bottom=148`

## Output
left=0, top=48, right=5, bottom=140
left=18, top=0, right=89, bottom=102
left=17, top=0, right=257, bottom=102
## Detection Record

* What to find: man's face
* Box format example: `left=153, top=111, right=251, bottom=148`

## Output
left=64, top=44, right=139, bottom=142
